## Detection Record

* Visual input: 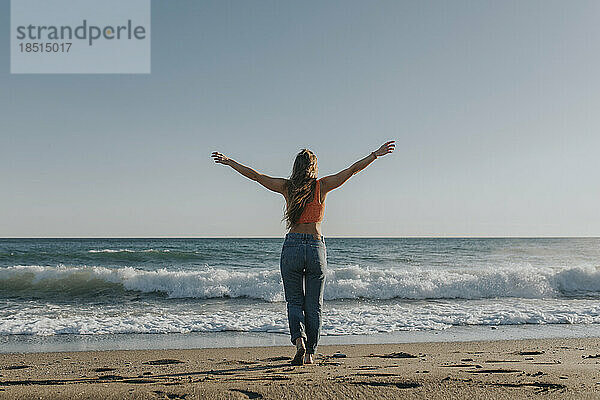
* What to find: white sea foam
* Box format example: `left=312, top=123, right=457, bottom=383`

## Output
left=2, top=264, right=600, bottom=301
left=3, top=264, right=600, bottom=336
left=2, top=299, right=600, bottom=336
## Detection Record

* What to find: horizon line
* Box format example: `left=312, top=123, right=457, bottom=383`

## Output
left=1, top=235, right=599, bottom=239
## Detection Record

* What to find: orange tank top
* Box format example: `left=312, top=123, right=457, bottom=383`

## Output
left=297, top=179, right=325, bottom=224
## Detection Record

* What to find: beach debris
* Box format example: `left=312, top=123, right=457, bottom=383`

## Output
left=122, top=378, right=158, bottom=384
left=143, top=359, right=184, bottom=366
left=461, top=358, right=473, bottom=362
left=559, top=376, right=568, bottom=379
left=526, top=371, right=546, bottom=377
left=468, top=368, right=521, bottom=374
left=491, top=381, right=566, bottom=393
left=441, top=363, right=477, bottom=368
left=0, top=378, right=69, bottom=386
left=263, top=375, right=290, bottom=381
left=350, top=381, right=421, bottom=389
left=320, top=361, right=342, bottom=366
left=93, top=367, right=115, bottom=373
left=355, top=373, right=396, bottom=377
left=2, top=365, right=31, bottom=370
left=519, top=350, right=544, bottom=356
left=583, top=354, right=600, bottom=359
left=442, top=376, right=473, bottom=383
left=97, top=374, right=124, bottom=381
left=332, top=353, right=347, bottom=358
left=369, top=352, right=418, bottom=359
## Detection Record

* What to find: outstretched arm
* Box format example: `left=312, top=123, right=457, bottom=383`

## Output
left=211, top=152, right=286, bottom=194
left=321, top=141, right=395, bottom=194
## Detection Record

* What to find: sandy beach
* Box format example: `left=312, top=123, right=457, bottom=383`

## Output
left=1, top=337, right=599, bottom=399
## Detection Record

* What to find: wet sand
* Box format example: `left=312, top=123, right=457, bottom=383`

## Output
left=1, top=337, right=600, bottom=399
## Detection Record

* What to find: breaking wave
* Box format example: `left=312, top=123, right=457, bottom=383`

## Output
left=2, top=264, right=600, bottom=301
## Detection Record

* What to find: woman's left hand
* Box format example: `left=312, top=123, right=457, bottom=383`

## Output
left=373, top=141, right=396, bottom=157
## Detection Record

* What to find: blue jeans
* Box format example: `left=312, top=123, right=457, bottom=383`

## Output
left=280, top=233, right=327, bottom=354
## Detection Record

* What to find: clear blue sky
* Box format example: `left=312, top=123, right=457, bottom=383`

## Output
left=1, top=0, right=599, bottom=237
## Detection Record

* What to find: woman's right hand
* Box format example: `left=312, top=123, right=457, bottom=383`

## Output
left=373, top=141, right=396, bottom=157
left=211, top=152, right=232, bottom=166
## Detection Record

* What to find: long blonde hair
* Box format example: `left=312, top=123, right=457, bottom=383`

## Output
left=283, top=149, right=318, bottom=229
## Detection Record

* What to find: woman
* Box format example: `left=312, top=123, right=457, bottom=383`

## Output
left=211, top=140, right=395, bottom=365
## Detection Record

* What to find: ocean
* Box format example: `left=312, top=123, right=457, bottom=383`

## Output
left=1, top=238, right=600, bottom=352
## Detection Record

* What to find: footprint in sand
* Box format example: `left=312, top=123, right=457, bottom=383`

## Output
left=261, top=356, right=290, bottom=362
left=153, top=390, right=187, bottom=399
left=230, top=389, right=263, bottom=399
left=518, top=350, right=544, bottom=356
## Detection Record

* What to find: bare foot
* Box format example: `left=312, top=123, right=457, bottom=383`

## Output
left=291, top=338, right=306, bottom=366
left=304, top=353, right=314, bottom=364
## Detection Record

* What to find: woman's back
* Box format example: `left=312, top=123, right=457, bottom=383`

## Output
left=211, top=141, right=395, bottom=365
left=286, top=179, right=326, bottom=238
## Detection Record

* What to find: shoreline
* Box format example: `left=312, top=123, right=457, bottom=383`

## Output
left=1, top=337, right=600, bottom=399
left=3, top=323, right=600, bottom=354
